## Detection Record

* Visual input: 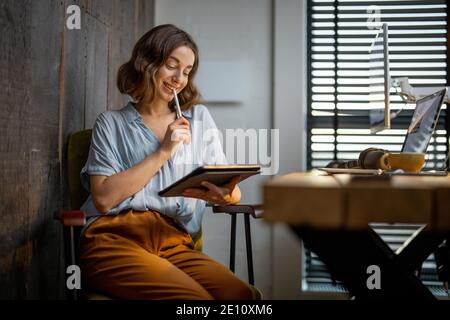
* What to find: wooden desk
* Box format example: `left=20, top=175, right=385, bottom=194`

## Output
left=263, top=171, right=450, bottom=300
left=263, top=171, right=450, bottom=230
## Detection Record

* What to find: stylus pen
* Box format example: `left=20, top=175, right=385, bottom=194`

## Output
left=173, top=89, right=182, bottom=119
left=172, top=88, right=185, bottom=159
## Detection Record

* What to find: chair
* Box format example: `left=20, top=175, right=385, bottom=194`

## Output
left=212, top=204, right=263, bottom=286
left=55, top=129, right=262, bottom=300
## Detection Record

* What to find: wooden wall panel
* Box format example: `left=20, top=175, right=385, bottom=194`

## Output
left=0, top=0, right=64, bottom=299
left=0, top=0, right=33, bottom=299
left=27, top=0, right=65, bottom=299
left=109, top=0, right=137, bottom=110
left=61, top=1, right=88, bottom=211
left=0, top=0, right=154, bottom=299
left=84, top=13, right=108, bottom=129
left=63, top=0, right=88, bottom=135
left=88, top=0, right=155, bottom=110
left=136, top=0, right=155, bottom=40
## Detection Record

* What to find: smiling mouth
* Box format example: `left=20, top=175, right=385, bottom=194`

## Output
left=163, top=82, right=177, bottom=93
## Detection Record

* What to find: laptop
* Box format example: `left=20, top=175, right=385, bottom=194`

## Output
left=320, top=88, right=448, bottom=176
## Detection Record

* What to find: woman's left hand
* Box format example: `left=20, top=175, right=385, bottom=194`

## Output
left=182, top=176, right=241, bottom=205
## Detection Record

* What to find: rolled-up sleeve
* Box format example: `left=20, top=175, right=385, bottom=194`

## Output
left=80, top=113, right=121, bottom=192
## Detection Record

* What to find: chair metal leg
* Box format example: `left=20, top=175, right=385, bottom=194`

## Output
left=69, top=226, right=76, bottom=267
left=229, top=214, right=236, bottom=272
left=244, top=214, right=254, bottom=285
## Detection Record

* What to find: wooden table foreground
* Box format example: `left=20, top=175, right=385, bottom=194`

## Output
left=263, top=170, right=450, bottom=230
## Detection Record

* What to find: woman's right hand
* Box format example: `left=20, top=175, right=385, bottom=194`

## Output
left=159, top=116, right=191, bottom=158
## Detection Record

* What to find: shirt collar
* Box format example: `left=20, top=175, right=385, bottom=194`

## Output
left=122, top=102, right=193, bottom=123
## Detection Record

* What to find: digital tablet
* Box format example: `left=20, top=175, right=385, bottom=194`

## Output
left=158, top=165, right=261, bottom=197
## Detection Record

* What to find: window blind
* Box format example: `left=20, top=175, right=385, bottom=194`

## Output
left=307, top=0, right=449, bottom=170
left=305, top=0, right=449, bottom=297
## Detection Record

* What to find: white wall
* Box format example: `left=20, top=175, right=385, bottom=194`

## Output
left=154, top=0, right=307, bottom=299
left=272, top=0, right=308, bottom=299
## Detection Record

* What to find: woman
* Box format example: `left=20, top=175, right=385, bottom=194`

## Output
left=79, top=24, right=254, bottom=300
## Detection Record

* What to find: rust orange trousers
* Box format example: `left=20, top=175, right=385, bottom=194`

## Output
left=79, top=209, right=254, bottom=300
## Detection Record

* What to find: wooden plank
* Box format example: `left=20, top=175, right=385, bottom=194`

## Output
left=89, top=0, right=115, bottom=27
left=89, top=0, right=155, bottom=110
left=136, top=0, right=155, bottom=40
left=63, top=13, right=86, bottom=133
left=62, top=1, right=87, bottom=214
left=0, top=0, right=155, bottom=299
left=0, top=0, right=33, bottom=299
left=84, top=13, right=108, bottom=128
left=27, top=0, right=63, bottom=299
left=0, top=0, right=64, bottom=299
left=108, top=0, right=136, bottom=109
left=263, top=172, right=450, bottom=230
left=387, top=175, right=450, bottom=230
left=263, top=173, right=345, bottom=228
left=347, top=185, right=433, bottom=229
left=436, top=187, right=450, bottom=231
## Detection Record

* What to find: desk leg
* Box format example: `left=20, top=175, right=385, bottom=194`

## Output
left=395, top=226, right=448, bottom=274
left=293, top=226, right=437, bottom=300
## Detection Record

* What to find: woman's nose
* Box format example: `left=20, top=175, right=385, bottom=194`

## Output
left=172, top=70, right=182, bottom=83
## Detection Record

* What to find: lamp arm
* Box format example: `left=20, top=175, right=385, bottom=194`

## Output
left=392, top=77, right=450, bottom=104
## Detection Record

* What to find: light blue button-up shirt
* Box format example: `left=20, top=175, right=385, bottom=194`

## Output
left=80, top=102, right=227, bottom=237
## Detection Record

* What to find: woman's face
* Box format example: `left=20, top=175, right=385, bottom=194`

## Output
left=155, top=45, right=195, bottom=104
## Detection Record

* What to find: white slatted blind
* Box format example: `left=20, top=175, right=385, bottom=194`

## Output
left=305, top=0, right=449, bottom=297
left=307, top=0, right=449, bottom=170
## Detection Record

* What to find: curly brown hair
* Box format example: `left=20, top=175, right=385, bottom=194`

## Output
left=117, top=24, right=200, bottom=111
